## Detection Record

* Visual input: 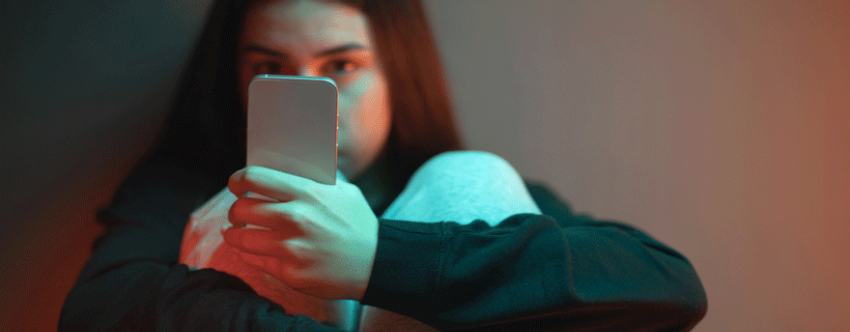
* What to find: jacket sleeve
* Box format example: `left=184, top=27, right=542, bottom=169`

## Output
left=58, top=165, right=343, bottom=332
left=360, top=182, right=707, bottom=331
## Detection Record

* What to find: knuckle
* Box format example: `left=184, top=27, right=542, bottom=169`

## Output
left=284, top=273, right=308, bottom=290
left=229, top=169, right=253, bottom=194
left=285, top=202, right=302, bottom=219
left=222, top=227, right=241, bottom=247
left=281, top=266, right=314, bottom=291
left=242, top=166, right=260, bottom=184
left=283, top=242, right=309, bottom=264
left=227, top=203, right=241, bottom=225
left=228, top=198, right=254, bottom=225
left=227, top=174, right=240, bottom=191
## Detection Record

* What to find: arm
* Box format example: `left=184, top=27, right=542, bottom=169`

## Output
left=59, top=165, right=344, bottom=332
left=219, top=167, right=706, bottom=331
left=360, top=183, right=707, bottom=331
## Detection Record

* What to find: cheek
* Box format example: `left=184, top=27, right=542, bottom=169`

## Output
left=357, top=79, right=391, bottom=145
left=339, top=73, right=392, bottom=160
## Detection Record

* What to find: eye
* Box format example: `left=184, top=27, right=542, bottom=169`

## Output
left=253, top=62, right=282, bottom=75
left=323, top=59, right=359, bottom=76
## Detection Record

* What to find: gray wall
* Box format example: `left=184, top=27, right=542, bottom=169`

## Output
left=0, top=1, right=215, bottom=330
left=1, top=0, right=849, bottom=331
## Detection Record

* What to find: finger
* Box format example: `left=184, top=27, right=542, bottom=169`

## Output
left=238, top=252, right=312, bottom=291
left=222, top=227, right=297, bottom=259
left=228, top=197, right=303, bottom=233
left=240, top=251, right=315, bottom=293
left=238, top=251, right=278, bottom=273
left=228, top=166, right=320, bottom=202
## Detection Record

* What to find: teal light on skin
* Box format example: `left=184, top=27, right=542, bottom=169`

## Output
left=235, top=0, right=392, bottom=184
left=229, top=0, right=393, bottom=327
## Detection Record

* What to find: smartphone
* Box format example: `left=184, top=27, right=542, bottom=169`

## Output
left=246, top=74, right=338, bottom=185
left=245, top=75, right=356, bottom=330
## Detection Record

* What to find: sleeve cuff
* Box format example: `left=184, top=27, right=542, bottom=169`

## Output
left=360, top=219, right=445, bottom=319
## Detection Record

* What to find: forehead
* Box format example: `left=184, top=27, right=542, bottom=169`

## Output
left=241, top=0, right=371, bottom=49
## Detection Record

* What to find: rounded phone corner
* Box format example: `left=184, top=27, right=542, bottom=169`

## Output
left=248, top=75, right=338, bottom=95
left=311, top=77, right=338, bottom=94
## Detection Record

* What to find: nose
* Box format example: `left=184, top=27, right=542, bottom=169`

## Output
left=295, top=66, right=324, bottom=78
left=296, top=67, right=312, bottom=77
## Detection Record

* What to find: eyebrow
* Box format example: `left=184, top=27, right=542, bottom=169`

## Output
left=316, top=43, right=366, bottom=57
left=243, top=43, right=366, bottom=58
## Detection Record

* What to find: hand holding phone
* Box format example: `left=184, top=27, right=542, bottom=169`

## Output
left=239, top=75, right=360, bottom=330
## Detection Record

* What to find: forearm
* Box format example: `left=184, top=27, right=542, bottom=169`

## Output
left=60, top=164, right=346, bottom=332
left=60, top=222, right=349, bottom=332
left=362, top=214, right=707, bottom=331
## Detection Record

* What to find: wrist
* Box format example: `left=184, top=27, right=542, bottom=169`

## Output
left=360, top=219, right=443, bottom=316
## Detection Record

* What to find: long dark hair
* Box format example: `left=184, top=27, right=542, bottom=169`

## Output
left=131, top=0, right=463, bottom=203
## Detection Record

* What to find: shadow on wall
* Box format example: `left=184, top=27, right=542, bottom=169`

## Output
left=0, top=0, right=215, bottom=330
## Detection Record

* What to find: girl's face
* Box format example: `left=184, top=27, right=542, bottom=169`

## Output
left=237, top=0, right=392, bottom=180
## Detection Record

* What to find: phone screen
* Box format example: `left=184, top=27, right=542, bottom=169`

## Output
left=246, top=75, right=339, bottom=185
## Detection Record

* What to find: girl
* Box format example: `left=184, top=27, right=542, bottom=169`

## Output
left=60, top=0, right=707, bottom=331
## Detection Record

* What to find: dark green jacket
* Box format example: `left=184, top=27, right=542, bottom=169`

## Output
left=60, top=165, right=706, bottom=331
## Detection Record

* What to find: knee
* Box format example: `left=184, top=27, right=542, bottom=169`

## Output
left=385, top=150, right=540, bottom=224
left=411, top=150, right=517, bottom=182
left=428, top=150, right=509, bottom=167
